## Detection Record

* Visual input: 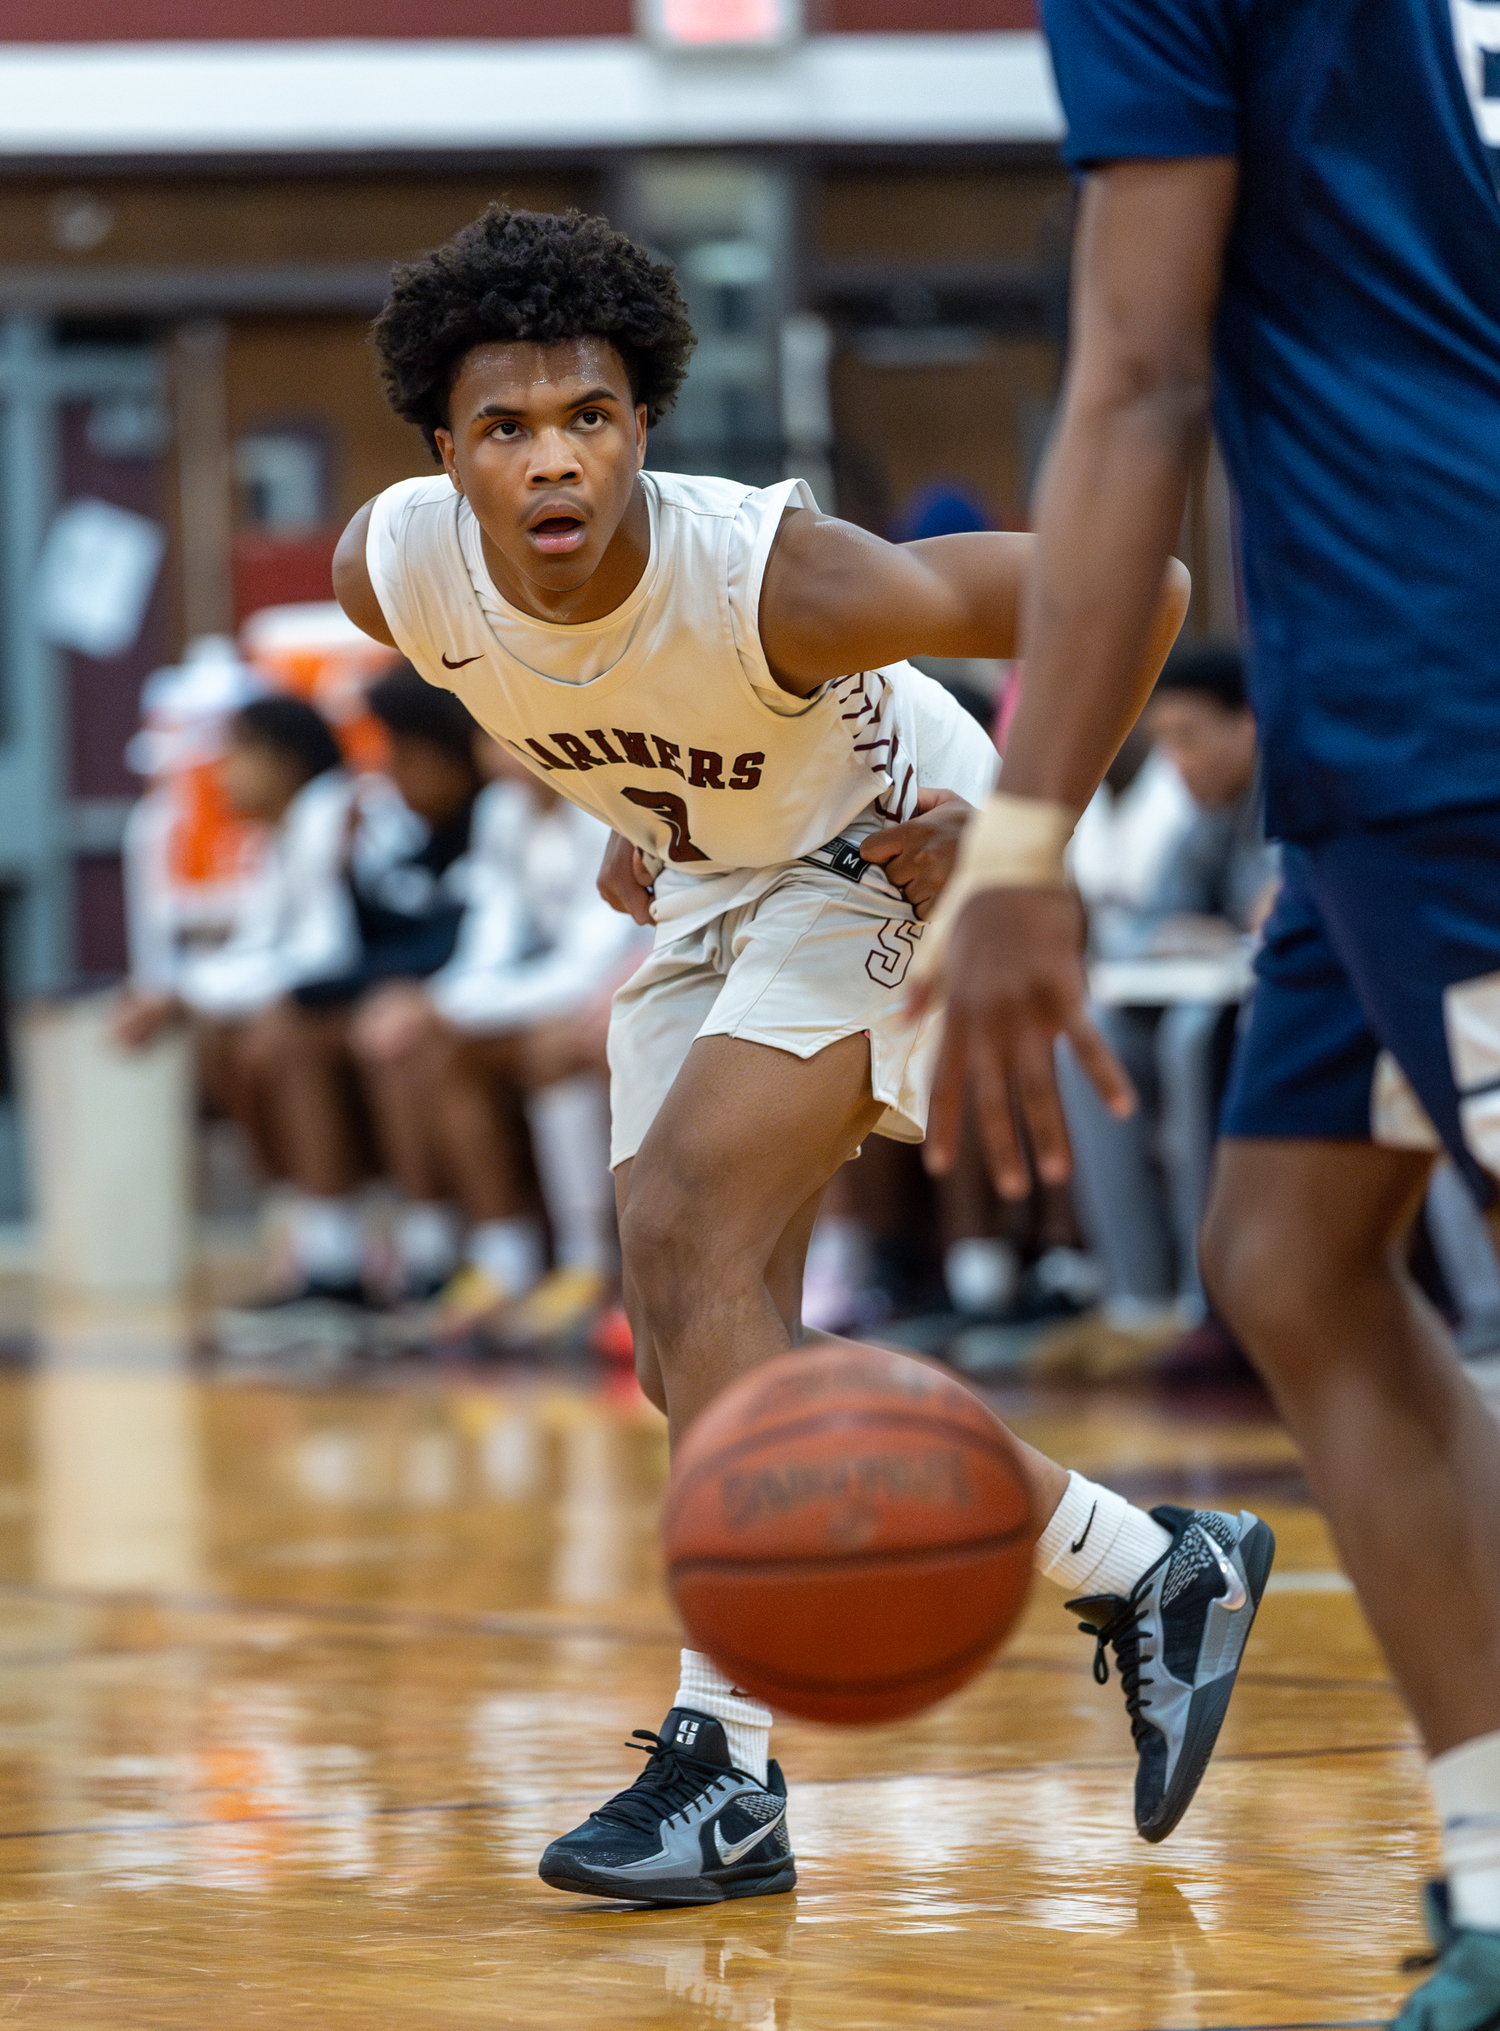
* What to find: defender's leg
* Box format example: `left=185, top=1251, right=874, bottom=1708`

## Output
left=1203, top=1136, right=1500, bottom=1754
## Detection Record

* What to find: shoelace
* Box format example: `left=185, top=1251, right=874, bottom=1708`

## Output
left=591, top=1730, right=735, bottom=1838
left=1067, top=1523, right=1234, bottom=1746
left=1070, top=1587, right=1156, bottom=1747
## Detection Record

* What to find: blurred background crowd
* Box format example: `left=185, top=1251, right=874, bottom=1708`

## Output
left=4, top=0, right=1499, bottom=1384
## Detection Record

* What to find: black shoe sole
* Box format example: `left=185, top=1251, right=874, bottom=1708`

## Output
left=1138, top=1516, right=1277, bottom=1845
left=538, top=1858, right=797, bottom=1907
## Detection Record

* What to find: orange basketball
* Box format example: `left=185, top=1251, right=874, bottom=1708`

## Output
left=663, top=1344, right=1035, bottom=1725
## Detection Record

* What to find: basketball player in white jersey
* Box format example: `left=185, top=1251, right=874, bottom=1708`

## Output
left=333, top=205, right=1275, bottom=1906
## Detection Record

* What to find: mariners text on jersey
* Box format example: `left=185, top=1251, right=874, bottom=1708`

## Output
left=365, top=467, right=999, bottom=932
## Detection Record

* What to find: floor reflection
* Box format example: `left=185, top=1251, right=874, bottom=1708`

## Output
left=0, top=1302, right=1434, bottom=2027
left=32, top=1306, right=204, bottom=1592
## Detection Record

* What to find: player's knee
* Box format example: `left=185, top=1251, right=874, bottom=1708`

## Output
left=238, top=1001, right=295, bottom=1076
left=1200, top=1198, right=1282, bottom=1345
left=619, top=1189, right=694, bottom=1309
left=1200, top=1189, right=1344, bottom=1373
left=619, top=1175, right=734, bottom=1339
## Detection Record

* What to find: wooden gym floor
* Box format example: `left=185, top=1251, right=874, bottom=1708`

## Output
left=0, top=1300, right=1447, bottom=2028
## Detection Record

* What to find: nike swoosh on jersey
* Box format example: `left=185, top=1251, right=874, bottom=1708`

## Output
left=714, top=1805, right=785, bottom=1867
left=1204, top=1533, right=1248, bottom=1612
left=441, top=652, right=482, bottom=669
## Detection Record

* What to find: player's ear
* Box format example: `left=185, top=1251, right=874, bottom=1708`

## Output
left=634, top=404, right=648, bottom=468
left=434, top=427, right=463, bottom=494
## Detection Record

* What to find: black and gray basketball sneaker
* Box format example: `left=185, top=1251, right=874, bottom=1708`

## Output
left=538, top=1707, right=796, bottom=1906
left=1067, top=1504, right=1276, bottom=1844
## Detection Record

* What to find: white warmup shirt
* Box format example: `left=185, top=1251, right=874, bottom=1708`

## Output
left=1068, top=748, right=1196, bottom=914
left=366, top=470, right=998, bottom=939
left=177, top=770, right=422, bottom=1019
left=428, top=781, right=646, bottom=1032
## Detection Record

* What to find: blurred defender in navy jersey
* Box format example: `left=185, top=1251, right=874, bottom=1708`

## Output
left=916, top=2, right=1500, bottom=2015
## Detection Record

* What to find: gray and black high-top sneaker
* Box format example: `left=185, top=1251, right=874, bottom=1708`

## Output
left=538, top=1707, right=796, bottom=1906
left=1067, top=1505, right=1276, bottom=1844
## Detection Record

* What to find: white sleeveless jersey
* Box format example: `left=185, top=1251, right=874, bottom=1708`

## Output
left=366, top=469, right=998, bottom=936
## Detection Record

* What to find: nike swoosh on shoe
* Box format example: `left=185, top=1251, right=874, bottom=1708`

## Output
left=1203, top=1531, right=1248, bottom=1612
left=714, top=1806, right=785, bottom=1866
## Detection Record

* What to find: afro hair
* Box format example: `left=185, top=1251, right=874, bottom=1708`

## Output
left=372, top=205, right=696, bottom=458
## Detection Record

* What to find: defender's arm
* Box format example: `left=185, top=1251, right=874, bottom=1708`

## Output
left=333, top=499, right=399, bottom=650
left=995, top=158, right=1236, bottom=809
left=923, top=156, right=1239, bottom=1196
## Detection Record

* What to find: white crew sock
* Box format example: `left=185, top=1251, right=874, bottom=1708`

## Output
left=289, top=1195, right=365, bottom=1287
left=524, top=1075, right=613, bottom=1273
left=1432, top=1729, right=1500, bottom=1931
left=396, top=1202, right=460, bottom=1286
left=674, top=1649, right=772, bottom=1786
left=1033, top=1470, right=1174, bottom=1598
left=466, top=1217, right=546, bottom=1298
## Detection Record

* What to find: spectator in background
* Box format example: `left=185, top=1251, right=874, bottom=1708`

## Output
left=114, top=694, right=362, bottom=1205
left=214, top=667, right=485, bottom=1334
left=353, top=734, right=647, bottom=1346
left=119, top=637, right=267, bottom=997
left=1067, top=711, right=1197, bottom=929
left=913, top=700, right=1198, bottom=1335
left=1057, top=643, right=1278, bottom=1345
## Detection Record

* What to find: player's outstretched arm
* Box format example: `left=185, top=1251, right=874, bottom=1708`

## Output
left=919, top=154, right=1239, bottom=1198
left=756, top=477, right=1186, bottom=698
left=332, top=499, right=399, bottom=651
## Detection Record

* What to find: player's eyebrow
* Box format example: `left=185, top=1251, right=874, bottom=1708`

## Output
left=471, top=386, right=620, bottom=421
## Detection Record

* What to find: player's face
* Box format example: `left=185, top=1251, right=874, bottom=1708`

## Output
left=434, top=337, right=648, bottom=606
left=221, top=736, right=307, bottom=822
left=1146, top=693, right=1259, bottom=809
left=382, top=733, right=478, bottom=827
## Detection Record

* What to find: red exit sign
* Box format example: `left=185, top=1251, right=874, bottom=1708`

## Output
left=639, top=0, right=801, bottom=46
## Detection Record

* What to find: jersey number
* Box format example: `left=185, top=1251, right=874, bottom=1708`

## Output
left=621, top=787, right=709, bottom=863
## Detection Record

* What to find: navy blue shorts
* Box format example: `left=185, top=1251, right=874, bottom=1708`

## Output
left=1220, top=807, right=1500, bottom=1204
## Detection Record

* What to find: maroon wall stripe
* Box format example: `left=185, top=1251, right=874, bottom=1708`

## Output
left=1, top=0, right=1034, bottom=40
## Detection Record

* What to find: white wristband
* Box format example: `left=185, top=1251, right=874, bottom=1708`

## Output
left=910, top=792, right=1075, bottom=988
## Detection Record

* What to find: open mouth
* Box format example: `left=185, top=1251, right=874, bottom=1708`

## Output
left=529, top=514, right=587, bottom=555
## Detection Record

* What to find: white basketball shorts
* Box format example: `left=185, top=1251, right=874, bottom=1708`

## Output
left=606, top=867, right=939, bottom=1169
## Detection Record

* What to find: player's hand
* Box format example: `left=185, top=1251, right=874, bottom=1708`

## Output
left=598, top=830, right=655, bottom=925
left=112, top=989, right=183, bottom=1050
left=914, top=886, right=1135, bottom=1199
left=858, top=789, right=971, bottom=919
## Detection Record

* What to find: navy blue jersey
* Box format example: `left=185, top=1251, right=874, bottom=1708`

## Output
left=1042, top=0, right=1500, bottom=840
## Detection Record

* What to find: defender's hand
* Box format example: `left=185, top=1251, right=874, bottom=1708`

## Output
left=858, top=789, right=971, bottom=919
left=598, top=830, right=655, bottom=926
left=916, top=886, right=1135, bottom=1199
